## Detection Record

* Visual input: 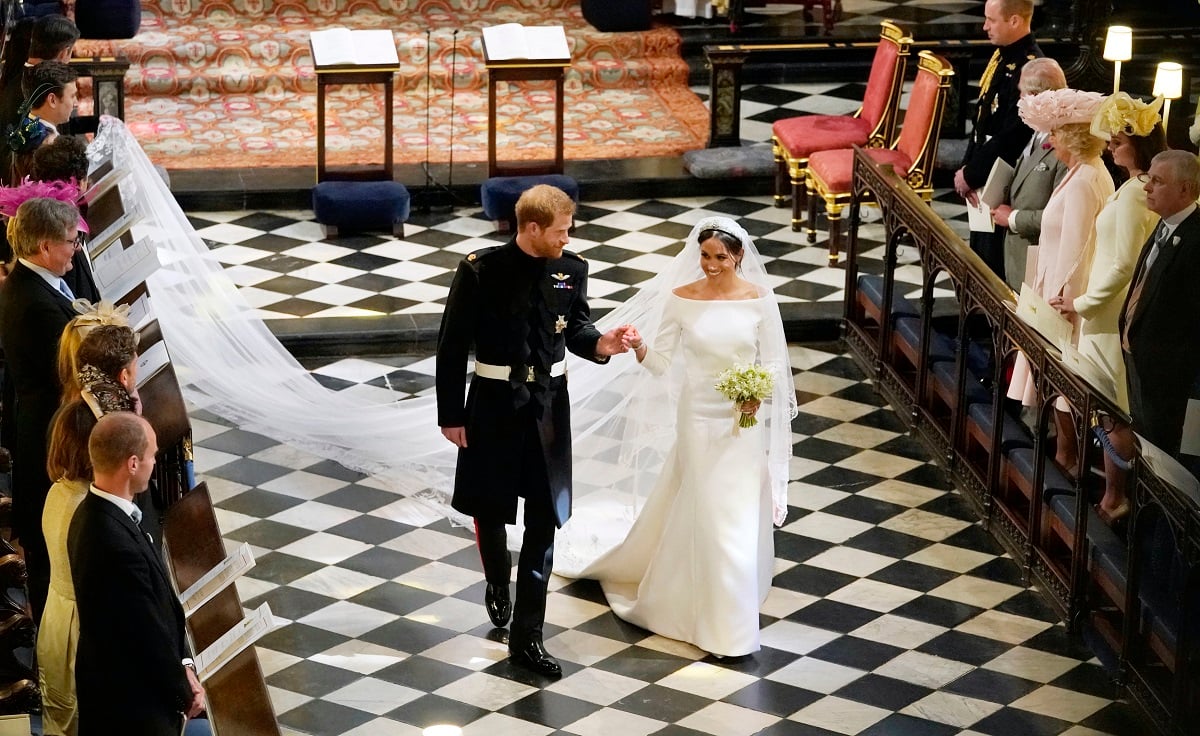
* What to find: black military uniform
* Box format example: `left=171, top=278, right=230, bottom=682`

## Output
left=963, top=32, right=1042, bottom=278
left=436, top=238, right=606, bottom=668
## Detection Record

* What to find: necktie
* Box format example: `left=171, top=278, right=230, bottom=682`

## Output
left=130, top=506, right=142, bottom=525
left=1121, top=222, right=1168, bottom=351
left=58, top=279, right=74, bottom=301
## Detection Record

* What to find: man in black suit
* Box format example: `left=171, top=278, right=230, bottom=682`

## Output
left=437, top=185, right=632, bottom=677
left=1120, top=150, right=1200, bottom=456
left=955, top=0, right=1042, bottom=279
left=69, top=412, right=205, bottom=734
left=0, top=197, right=87, bottom=618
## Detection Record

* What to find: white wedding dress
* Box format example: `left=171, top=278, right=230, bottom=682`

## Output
left=575, top=293, right=775, bottom=657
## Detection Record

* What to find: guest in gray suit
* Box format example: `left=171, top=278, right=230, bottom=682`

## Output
left=992, top=58, right=1069, bottom=290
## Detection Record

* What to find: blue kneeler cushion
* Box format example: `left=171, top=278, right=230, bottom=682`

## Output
left=480, top=175, right=579, bottom=230
left=312, top=180, right=411, bottom=238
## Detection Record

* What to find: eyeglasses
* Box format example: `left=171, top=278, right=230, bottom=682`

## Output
left=60, top=232, right=85, bottom=251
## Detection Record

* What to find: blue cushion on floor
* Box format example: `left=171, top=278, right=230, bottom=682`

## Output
left=480, top=175, right=580, bottom=223
left=312, top=181, right=410, bottom=232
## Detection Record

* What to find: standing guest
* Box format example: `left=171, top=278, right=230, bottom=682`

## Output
left=69, top=412, right=205, bottom=735
left=1051, top=93, right=1165, bottom=523
left=31, top=133, right=88, bottom=185
left=436, top=184, right=633, bottom=677
left=55, top=302, right=131, bottom=404
left=0, top=197, right=85, bottom=620
left=1007, top=88, right=1113, bottom=475
left=955, top=0, right=1042, bottom=278
left=37, top=399, right=94, bottom=736
left=62, top=322, right=140, bottom=415
left=7, top=61, right=79, bottom=183
left=0, top=15, right=78, bottom=184
left=991, top=58, right=1070, bottom=291
left=1118, top=150, right=1200, bottom=457
left=0, top=135, right=95, bottom=292
left=29, top=135, right=97, bottom=301
left=565, top=217, right=796, bottom=657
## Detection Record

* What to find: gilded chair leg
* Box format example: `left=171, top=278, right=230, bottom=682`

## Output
left=791, top=175, right=806, bottom=231
left=774, top=158, right=789, bottom=208
left=805, top=185, right=819, bottom=244
left=827, top=212, right=842, bottom=264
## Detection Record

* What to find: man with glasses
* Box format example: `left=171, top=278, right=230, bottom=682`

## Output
left=1119, top=150, right=1200, bottom=458
left=0, top=197, right=88, bottom=618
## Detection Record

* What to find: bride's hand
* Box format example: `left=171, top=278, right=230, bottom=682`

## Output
left=738, top=398, right=761, bottom=417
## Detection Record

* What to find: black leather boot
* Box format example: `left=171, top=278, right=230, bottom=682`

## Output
left=485, top=583, right=511, bottom=627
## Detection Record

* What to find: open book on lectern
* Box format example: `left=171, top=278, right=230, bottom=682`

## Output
left=310, top=27, right=399, bottom=67
left=482, top=23, right=570, bottom=62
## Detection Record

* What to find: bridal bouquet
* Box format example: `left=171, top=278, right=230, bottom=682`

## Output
left=714, top=363, right=774, bottom=430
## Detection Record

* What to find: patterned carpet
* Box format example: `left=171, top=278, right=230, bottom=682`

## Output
left=75, top=0, right=709, bottom=169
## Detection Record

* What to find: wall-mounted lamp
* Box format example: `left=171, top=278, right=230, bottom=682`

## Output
left=1102, top=26, right=1133, bottom=94
left=1153, top=61, right=1184, bottom=137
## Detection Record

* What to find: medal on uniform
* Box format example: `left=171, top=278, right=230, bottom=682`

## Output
left=551, top=272, right=572, bottom=290
left=555, top=315, right=567, bottom=333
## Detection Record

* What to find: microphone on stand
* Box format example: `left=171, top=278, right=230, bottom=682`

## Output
left=433, top=28, right=460, bottom=213
left=422, top=28, right=433, bottom=209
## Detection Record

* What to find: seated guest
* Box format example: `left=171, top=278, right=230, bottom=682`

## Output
left=0, top=197, right=87, bottom=620
left=37, top=399, right=95, bottom=736
left=7, top=61, right=79, bottom=182
left=69, top=413, right=206, bottom=735
left=1119, top=149, right=1200, bottom=457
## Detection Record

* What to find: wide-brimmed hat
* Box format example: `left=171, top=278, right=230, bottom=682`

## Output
left=1090, top=92, right=1163, bottom=141
left=1018, top=88, right=1107, bottom=134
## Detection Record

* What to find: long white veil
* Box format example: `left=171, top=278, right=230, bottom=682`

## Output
left=89, top=118, right=460, bottom=526
left=89, top=119, right=795, bottom=551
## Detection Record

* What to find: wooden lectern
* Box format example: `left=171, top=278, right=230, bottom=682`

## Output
left=482, top=25, right=572, bottom=177
left=309, top=29, right=401, bottom=182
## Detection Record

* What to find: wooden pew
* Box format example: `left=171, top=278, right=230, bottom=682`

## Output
left=162, top=483, right=281, bottom=736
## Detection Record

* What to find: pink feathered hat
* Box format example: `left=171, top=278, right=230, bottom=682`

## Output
left=1018, top=88, right=1107, bottom=134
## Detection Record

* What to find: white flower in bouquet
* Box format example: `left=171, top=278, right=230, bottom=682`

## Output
left=714, top=363, right=774, bottom=430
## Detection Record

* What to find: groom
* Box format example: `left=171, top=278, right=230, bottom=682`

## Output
left=436, top=184, right=632, bottom=677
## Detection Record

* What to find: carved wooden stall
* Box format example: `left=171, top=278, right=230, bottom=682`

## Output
left=842, top=147, right=1200, bottom=735
left=0, top=130, right=284, bottom=732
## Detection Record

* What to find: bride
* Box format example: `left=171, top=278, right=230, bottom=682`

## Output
left=558, top=216, right=796, bottom=657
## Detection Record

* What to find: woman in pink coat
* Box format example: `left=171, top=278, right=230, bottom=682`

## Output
left=1006, top=88, right=1114, bottom=475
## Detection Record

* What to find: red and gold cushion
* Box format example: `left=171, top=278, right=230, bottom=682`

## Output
left=772, top=116, right=874, bottom=159
left=808, top=148, right=913, bottom=193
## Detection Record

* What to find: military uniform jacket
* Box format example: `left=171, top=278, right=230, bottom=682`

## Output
left=436, top=239, right=605, bottom=527
left=962, top=33, right=1043, bottom=190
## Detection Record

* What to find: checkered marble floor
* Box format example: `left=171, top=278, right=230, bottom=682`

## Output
left=193, top=343, right=1149, bottom=736
left=188, top=190, right=968, bottom=321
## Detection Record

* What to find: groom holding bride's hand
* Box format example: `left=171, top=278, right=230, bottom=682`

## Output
left=436, top=184, right=633, bottom=677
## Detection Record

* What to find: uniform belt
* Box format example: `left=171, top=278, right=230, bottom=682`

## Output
left=475, top=359, right=566, bottom=382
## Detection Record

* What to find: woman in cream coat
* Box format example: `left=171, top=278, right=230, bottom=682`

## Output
left=1051, top=93, right=1165, bottom=523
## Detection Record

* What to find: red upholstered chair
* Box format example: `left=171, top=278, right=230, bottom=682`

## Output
left=771, top=20, right=911, bottom=233
left=806, top=50, right=954, bottom=264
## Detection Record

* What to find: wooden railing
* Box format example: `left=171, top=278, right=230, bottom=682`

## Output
left=843, top=146, right=1200, bottom=735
